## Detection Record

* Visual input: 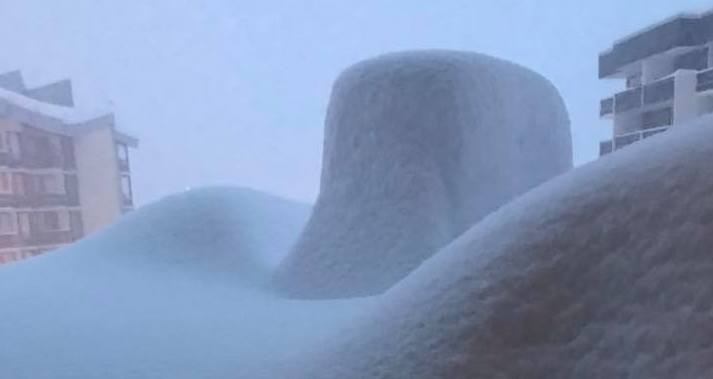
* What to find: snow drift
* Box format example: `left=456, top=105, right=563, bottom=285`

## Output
left=290, top=116, right=713, bottom=379
left=273, top=50, right=573, bottom=299
left=0, top=188, right=373, bottom=379
left=63, top=187, right=311, bottom=284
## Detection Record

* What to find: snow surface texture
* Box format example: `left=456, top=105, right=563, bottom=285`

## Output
left=0, top=188, right=374, bottom=379
left=289, top=116, right=713, bottom=379
left=273, top=50, right=573, bottom=299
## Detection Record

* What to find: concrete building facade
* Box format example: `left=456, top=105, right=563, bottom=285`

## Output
left=599, top=9, right=713, bottom=155
left=0, top=71, right=137, bottom=264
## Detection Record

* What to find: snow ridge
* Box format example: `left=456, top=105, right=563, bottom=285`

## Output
left=291, top=115, right=713, bottom=379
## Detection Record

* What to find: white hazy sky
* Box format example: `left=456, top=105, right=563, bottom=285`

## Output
left=1, top=0, right=711, bottom=204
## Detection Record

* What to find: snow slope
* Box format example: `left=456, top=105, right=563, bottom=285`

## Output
left=0, top=188, right=372, bottom=379
left=290, top=116, right=713, bottom=378
left=273, top=50, right=572, bottom=299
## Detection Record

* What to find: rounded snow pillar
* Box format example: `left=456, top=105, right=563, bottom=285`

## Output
left=273, top=50, right=572, bottom=298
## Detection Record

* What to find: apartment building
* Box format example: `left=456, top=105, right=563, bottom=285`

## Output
left=599, top=9, right=713, bottom=155
left=0, top=71, right=137, bottom=264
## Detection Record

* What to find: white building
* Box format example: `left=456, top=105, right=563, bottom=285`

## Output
left=599, top=9, right=713, bottom=155
left=0, top=70, right=138, bottom=264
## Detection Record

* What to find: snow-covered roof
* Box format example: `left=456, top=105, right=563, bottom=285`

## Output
left=0, top=81, right=138, bottom=147
left=0, top=86, right=101, bottom=125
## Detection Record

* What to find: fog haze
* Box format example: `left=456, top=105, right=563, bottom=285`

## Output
left=2, top=0, right=710, bottom=204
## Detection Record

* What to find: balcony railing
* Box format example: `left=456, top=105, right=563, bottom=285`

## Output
left=603, top=76, right=676, bottom=117
left=600, top=97, right=614, bottom=116
left=599, top=126, right=669, bottom=156
left=118, top=159, right=130, bottom=172
left=697, top=67, right=713, bottom=93
left=599, top=140, right=614, bottom=156
left=641, top=107, right=673, bottom=130
left=614, top=87, right=643, bottom=113
left=643, top=77, right=675, bottom=105
left=673, top=47, right=709, bottom=72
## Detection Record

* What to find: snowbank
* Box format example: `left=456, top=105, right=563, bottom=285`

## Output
left=291, top=116, right=713, bottom=378
left=273, top=50, right=572, bottom=299
left=0, top=187, right=373, bottom=379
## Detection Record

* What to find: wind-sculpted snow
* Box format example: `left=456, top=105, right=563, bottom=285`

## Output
left=6, top=52, right=713, bottom=379
left=0, top=188, right=374, bottom=379
left=273, top=50, right=572, bottom=299
left=290, top=116, right=713, bottom=379
left=66, top=187, right=310, bottom=285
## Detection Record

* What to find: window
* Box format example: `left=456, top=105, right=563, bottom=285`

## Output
left=0, top=132, right=5, bottom=151
left=42, top=211, right=60, bottom=231
left=40, top=174, right=65, bottom=194
left=121, top=175, right=133, bottom=204
left=0, top=173, right=11, bottom=194
left=6, top=132, right=21, bottom=159
left=626, top=73, right=642, bottom=88
left=116, top=143, right=129, bottom=162
left=17, top=212, right=30, bottom=237
left=12, top=173, right=24, bottom=196
left=41, top=211, right=69, bottom=231
left=0, top=212, right=16, bottom=235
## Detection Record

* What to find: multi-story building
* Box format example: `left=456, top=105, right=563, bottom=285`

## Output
left=0, top=70, right=137, bottom=264
left=599, top=9, right=713, bottom=155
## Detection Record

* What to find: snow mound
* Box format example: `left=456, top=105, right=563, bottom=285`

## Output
left=61, top=187, right=311, bottom=285
left=291, top=116, right=713, bottom=378
left=0, top=187, right=373, bottom=379
left=273, top=50, right=572, bottom=299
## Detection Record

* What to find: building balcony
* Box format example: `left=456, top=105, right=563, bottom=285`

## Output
left=599, top=140, right=614, bottom=156
left=21, top=230, right=73, bottom=247
left=118, top=158, right=130, bottom=172
left=0, top=234, right=24, bottom=249
left=614, top=87, right=643, bottom=113
left=602, top=76, right=676, bottom=118
left=600, top=97, right=614, bottom=117
left=696, top=67, right=713, bottom=93
left=642, top=107, right=674, bottom=130
left=673, top=46, right=710, bottom=72
left=121, top=195, right=133, bottom=209
left=0, top=193, right=80, bottom=208
left=643, top=77, right=675, bottom=105
left=599, top=126, right=669, bottom=156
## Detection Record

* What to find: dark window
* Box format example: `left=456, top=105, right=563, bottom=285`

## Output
left=43, top=211, right=60, bottom=231
left=615, top=87, right=643, bottom=113
left=121, top=175, right=133, bottom=205
left=643, top=77, right=675, bottom=105
left=642, top=107, right=673, bottom=129
left=60, top=137, right=76, bottom=169
left=674, top=47, right=709, bottom=71
left=599, top=140, right=614, bottom=156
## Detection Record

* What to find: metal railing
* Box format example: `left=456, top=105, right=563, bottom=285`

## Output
left=643, top=77, right=675, bottom=105
left=600, top=97, right=614, bottom=116
left=697, top=67, right=713, bottom=92
left=602, top=76, right=675, bottom=117
left=599, top=125, right=669, bottom=156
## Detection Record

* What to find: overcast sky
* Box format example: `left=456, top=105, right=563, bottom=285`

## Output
left=1, top=0, right=711, bottom=204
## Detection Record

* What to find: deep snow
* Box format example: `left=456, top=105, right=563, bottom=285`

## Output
left=0, top=188, right=371, bottom=379
left=273, top=51, right=572, bottom=299
left=289, top=115, right=713, bottom=379
left=3, top=51, right=712, bottom=379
